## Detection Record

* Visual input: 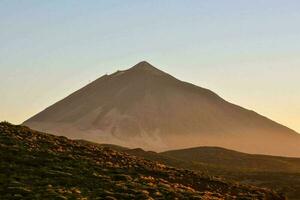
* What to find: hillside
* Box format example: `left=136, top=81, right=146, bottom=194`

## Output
left=161, top=147, right=300, bottom=199
left=23, top=61, right=300, bottom=157
left=162, top=147, right=300, bottom=172
left=102, top=145, right=300, bottom=199
left=0, top=122, right=284, bottom=199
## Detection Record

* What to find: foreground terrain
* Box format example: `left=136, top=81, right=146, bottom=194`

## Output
left=102, top=146, right=300, bottom=199
left=0, top=122, right=284, bottom=199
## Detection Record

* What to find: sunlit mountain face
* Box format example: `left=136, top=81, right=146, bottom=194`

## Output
left=24, top=61, right=300, bottom=157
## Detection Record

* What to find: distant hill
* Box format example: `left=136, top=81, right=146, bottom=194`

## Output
left=102, top=145, right=300, bottom=200
left=23, top=61, right=300, bottom=157
left=0, top=122, right=284, bottom=199
left=161, top=147, right=300, bottom=200
left=162, top=146, right=300, bottom=172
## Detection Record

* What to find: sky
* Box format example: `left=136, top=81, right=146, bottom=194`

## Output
left=0, top=0, right=300, bottom=133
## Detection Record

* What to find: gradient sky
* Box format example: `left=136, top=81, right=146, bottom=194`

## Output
left=1, top=0, right=300, bottom=133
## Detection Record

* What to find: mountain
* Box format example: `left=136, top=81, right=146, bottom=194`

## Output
left=0, top=122, right=285, bottom=200
left=23, top=61, right=300, bottom=157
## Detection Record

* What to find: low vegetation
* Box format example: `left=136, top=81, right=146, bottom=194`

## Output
left=104, top=145, right=300, bottom=199
left=0, top=122, right=284, bottom=199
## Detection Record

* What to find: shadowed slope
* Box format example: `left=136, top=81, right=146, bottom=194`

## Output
left=0, top=122, right=284, bottom=199
left=162, top=146, right=300, bottom=172
left=24, top=61, right=300, bottom=156
left=97, top=144, right=300, bottom=200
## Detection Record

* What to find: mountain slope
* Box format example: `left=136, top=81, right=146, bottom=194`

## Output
left=100, top=145, right=300, bottom=200
left=0, top=122, right=284, bottom=199
left=160, top=147, right=300, bottom=200
left=162, top=147, right=300, bottom=172
left=23, top=61, right=300, bottom=157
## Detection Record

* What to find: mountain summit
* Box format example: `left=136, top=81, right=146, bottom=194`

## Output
left=130, top=61, right=161, bottom=72
left=24, top=61, right=300, bottom=157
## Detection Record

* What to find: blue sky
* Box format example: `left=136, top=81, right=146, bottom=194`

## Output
left=1, top=0, right=300, bottom=132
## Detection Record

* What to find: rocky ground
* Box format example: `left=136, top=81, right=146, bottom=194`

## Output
left=0, top=122, right=285, bottom=199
